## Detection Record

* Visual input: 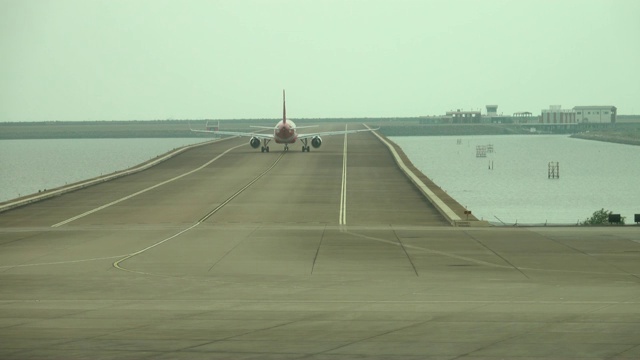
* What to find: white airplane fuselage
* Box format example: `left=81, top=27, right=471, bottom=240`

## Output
left=273, top=119, right=298, bottom=144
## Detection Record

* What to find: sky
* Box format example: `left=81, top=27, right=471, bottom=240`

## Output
left=1, top=0, right=639, bottom=122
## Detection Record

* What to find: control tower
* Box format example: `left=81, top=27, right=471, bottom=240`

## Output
left=486, top=105, right=498, bottom=117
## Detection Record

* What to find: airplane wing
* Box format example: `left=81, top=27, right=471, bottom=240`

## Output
left=190, top=128, right=273, bottom=140
left=297, top=126, right=379, bottom=140
left=249, top=125, right=317, bottom=130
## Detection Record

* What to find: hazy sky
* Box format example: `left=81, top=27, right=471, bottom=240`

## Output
left=1, top=0, right=639, bottom=121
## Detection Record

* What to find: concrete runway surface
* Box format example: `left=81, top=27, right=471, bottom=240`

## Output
left=1, top=124, right=639, bottom=359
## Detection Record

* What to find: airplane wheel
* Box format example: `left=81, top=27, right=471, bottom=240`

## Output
left=266, top=146, right=270, bottom=152
left=261, top=147, right=265, bottom=153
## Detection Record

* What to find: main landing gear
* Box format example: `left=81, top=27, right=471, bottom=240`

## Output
left=300, top=138, right=310, bottom=152
left=261, top=139, right=270, bottom=153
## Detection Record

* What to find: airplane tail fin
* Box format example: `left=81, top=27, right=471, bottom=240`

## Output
left=282, top=89, right=286, bottom=124
left=205, top=120, right=220, bottom=132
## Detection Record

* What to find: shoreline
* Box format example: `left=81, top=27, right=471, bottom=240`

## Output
left=570, top=133, right=640, bottom=146
left=2, top=120, right=640, bottom=139
left=2, top=121, right=639, bottom=148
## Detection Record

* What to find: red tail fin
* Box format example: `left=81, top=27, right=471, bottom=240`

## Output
left=282, top=89, right=286, bottom=124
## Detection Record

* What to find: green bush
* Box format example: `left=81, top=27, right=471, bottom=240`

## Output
left=581, top=208, right=625, bottom=225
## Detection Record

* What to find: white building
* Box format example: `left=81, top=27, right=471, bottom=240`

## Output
left=573, top=106, right=617, bottom=123
left=540, top=105, right=577, bottom=124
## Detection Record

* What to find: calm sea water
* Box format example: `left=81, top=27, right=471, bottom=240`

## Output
left=0, top=138, right=207, bottom=202
left=390, top=135, right=640, bottom=225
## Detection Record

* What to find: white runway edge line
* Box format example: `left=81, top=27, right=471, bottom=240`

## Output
left=339, top=125, right=348, bottom=225
left=365, top=125, right=464, bottom=226
left=0, top=137, right=226, bottom=214
left=52, top=141, right=245, bottom=227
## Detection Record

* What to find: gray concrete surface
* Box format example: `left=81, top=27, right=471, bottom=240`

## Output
left=1, top=125, right=639, bottom=359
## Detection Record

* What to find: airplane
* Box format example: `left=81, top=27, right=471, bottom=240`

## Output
left=191, top=90, right=378, bottom=152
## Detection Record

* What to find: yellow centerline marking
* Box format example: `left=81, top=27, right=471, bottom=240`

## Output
left=52, top=143, right=245, bottom=227
left=0, top=255, right=128, bottom=270
left=113, top=152, right=286, bottom=274
left=113, top=223, right=199, bottom=274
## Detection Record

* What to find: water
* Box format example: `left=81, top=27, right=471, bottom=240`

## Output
left=0, top=138, right=208, bottom=202
left=390, top=135, right=640, bottom=225
left=2, top=136, right=639, bottom=225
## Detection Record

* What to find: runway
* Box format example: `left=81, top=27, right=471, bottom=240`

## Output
left=1, top=124, right=640, bottom=359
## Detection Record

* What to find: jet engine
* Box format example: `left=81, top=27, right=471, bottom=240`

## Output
left=311, top=136, right=322, bottom=148
left=249, top=137, right=261, bottom=149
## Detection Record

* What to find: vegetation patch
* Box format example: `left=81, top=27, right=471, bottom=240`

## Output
left=581, top=208, right=625, bottom=225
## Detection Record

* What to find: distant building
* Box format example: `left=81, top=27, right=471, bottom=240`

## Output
left=513, top=112, right=534, bottom=124
left=486, top=105, right=498, bottom=117
left=573, top=106, right=617, bottom=123
left=540, top=105, right=577, bottom=124
left=445, top=109, right=482, bottom=123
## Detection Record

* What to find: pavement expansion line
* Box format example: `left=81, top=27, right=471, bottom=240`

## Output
left=207, top=226, right=261, bottom=273
left=463, top=230, right=531, bottom=280
left=113, top=151, right=286, bottom=274
left=392, top=229, right=419, bottom=277
left=535, top=230, right=640, bottom=283
left=310, top=225, right=327, bottom=275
